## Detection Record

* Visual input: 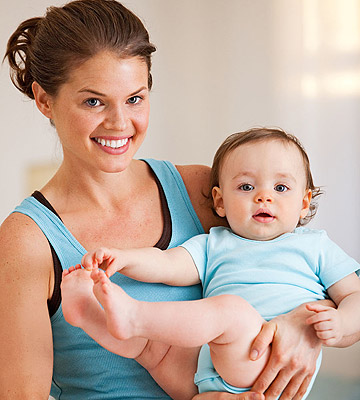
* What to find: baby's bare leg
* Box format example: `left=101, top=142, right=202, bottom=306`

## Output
left=61, top=267, right=146, bottom=358
left=91, top=272, right=270, bottom=389
left=137, top=341, right=199, bottom=400
left=207, top=295, right=270, bottom=388
left=91, top=269, right=199, bottom=400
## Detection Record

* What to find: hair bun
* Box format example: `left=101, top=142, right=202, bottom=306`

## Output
left=4, top=17, right=43, bottom=99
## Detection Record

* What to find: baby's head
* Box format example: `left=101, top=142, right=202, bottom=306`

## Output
left=210, top=128, right=322, bottom=241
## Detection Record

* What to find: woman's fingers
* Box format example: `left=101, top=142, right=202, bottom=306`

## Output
left=250, top=321, right=276, bottom=360
left=284, top=373, right=313, bottom=400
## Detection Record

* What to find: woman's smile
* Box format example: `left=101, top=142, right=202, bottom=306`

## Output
left=93, top=137, right=129, bottom=149
left=92, top=136, right=131, bottom=155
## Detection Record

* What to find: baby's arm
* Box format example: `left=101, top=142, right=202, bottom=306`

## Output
left=82, top=246, right=200, bottom=286
left=306, top=272, right=360, bottom=347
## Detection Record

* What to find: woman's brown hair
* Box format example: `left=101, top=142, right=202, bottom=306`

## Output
left=210, top=127, right=322, bottom=226
left=4, top=0, right=156, bottom=99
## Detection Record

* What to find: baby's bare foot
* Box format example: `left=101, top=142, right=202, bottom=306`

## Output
left=61, top=267, right=96, bottom=328
left=91, top=269, right=138, bottom=340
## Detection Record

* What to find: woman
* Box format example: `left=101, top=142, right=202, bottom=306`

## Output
left=1, top=0, right=325, bottom=399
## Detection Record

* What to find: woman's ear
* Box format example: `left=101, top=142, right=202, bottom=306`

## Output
left=32, top=82, right=53, bottom=119
left=300, top=189, right=312, bottom=219
left=212, top=186, right=226, bottom=218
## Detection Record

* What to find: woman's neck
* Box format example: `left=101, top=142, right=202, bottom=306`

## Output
left=41, top=158, right=148, bottom=213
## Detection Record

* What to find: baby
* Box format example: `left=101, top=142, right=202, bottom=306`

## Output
left=62, top=127, right=360, bottom=397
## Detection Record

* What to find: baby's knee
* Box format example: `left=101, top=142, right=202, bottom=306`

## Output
left=216, top=294, right=249, bottom=311
left=216, top=294, right=263, bottom=326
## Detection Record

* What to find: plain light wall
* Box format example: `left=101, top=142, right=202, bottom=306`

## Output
left=1, top=0, right=360, bottom=389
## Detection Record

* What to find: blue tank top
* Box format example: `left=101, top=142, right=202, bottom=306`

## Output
left=13, top=159, right=204, bottom=400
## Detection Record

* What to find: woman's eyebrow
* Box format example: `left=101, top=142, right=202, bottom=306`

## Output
left=129, top=86, right=148, bottom=96
left=78, top=86, right=148, bottom=97
left=79, top=88, right=106, bottom=96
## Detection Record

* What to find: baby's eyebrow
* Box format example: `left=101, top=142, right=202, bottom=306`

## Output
left=231, top=171, right=255, bottom=181
left=230, top=172, right=298, bottom=184
left=275, top=173, right=297, bottom=183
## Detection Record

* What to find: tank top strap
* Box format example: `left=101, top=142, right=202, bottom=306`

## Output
left=13, top=197, right=86, bottom=267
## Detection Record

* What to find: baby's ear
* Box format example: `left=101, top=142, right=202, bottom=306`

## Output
left=212, top=186, right=226, bottom=218
left=300, top=189, right=312, bottom=219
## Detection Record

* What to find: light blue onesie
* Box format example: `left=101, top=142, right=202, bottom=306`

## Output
left=181, top=226, right=360, bottom=397
left=13, top=159, right=204, bottom=400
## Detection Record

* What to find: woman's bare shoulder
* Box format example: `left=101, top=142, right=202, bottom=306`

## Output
left=0, top=211, right=48, bottom=247
left=176, top=164, right=227, bottom=233
left=0, top=212, right=53, bottom=282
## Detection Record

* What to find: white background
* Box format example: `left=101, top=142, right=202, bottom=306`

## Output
left=1, top=0, right=359, bottom=397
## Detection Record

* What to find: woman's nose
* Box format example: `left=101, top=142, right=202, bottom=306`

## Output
left=103, top=105, right=128, bottom=131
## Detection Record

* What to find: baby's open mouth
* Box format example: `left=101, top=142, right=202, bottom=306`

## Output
left=256, top=212, right=272, bottom=218
left=253, top=209, right=275, bottom=223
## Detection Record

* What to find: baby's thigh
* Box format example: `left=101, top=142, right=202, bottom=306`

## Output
left=207, top=295, right=268, bottom=388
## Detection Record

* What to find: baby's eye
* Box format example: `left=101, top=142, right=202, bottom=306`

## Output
left=239, top=184, right=254, bottom=191
left=85, top=98, right=101, bottom=107
left=274, top=184, right=288, bottom=192
left=128, top=96, right=141, bottom=105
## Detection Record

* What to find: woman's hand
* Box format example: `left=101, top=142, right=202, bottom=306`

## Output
left=250, top=302, right=327, bottom=399
left=193, top=392, right=264, bottom=400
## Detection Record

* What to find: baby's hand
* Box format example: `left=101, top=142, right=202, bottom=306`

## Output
left=82, top=247, right=120, bottom=277
left=305, top=303, right=343, bottom=346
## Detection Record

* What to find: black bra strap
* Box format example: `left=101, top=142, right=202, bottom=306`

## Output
left=152, top=169, right=172, bottom=250
left=32, top=190, right=62, bottom=221
left=32, top=191, right=62, bottom=317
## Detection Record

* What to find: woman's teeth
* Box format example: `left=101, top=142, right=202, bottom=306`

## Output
left=94, top=137, right=129, bottom=149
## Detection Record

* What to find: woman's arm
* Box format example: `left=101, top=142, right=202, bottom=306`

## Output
left=0, top=214, right=54, bottom=399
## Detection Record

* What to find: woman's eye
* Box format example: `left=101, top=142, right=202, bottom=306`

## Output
left=128, top=96, right=141, bottom=104
left=239, top=184, right=254, bottom=191
left=275, top=184, right=288, bottom=192
left=85, top=98, right=101, bottom=107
